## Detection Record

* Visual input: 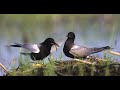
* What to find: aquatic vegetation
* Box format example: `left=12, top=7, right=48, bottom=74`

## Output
left=4, top=54, right=119, bottom=76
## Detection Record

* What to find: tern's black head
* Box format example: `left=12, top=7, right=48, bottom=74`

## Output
left=43, top=38, right=59, bottom=47
left=67, top=32, right=75, bottom=39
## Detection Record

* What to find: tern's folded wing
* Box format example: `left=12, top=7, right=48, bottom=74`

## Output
left=69, top=45, right=92, bottom=57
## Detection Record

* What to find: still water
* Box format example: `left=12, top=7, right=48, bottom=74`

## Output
left=0, top=14, right=120, bottom=76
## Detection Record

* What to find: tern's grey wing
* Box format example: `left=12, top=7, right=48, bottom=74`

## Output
left=22, top=43, right=40, bottom=53
left=69, top=45, right=92, bottom=58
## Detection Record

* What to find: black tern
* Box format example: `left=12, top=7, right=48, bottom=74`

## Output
left=63, top=32, right=111, bottom=59
left=9, top=38, right=59, bottom=60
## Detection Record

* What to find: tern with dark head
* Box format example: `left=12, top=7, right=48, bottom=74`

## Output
left=9, top=38, right=59, bottom=60
left=63, top=32, right=111, bottom=59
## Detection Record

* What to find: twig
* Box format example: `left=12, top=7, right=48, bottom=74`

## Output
left=74, top=59, right=95, bottom=65
left=109, top=51, right=120, bottom=56
left=55, top=59, right=95, bottom=65
left=0, top=63, right=9, bottom=74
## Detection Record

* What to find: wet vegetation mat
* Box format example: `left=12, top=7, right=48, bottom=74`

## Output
left=4, top=57, right=120, bottom=76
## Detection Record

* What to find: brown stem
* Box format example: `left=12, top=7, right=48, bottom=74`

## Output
left=0, top=63, right=9, bottom=74
left=109, top=51, right=120, bottom=56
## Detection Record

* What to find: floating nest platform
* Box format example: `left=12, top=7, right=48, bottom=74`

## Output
left=55, top=60, right=120, bottom=76
left=4, top=56, right=120, bottom=76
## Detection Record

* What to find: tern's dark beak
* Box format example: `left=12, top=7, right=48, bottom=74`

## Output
left=53, top=42, right=59, bottom=47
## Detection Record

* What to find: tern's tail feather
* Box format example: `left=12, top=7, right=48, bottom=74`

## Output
left=9, top=43, right=23, bottom=47
left=91, top=46, right=111, bottom=54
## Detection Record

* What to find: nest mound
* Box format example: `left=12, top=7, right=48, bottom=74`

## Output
left=6, top=57, right=120, bottom=76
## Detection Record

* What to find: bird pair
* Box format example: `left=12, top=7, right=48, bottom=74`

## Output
left=9, top=32, right=111, bottom=61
